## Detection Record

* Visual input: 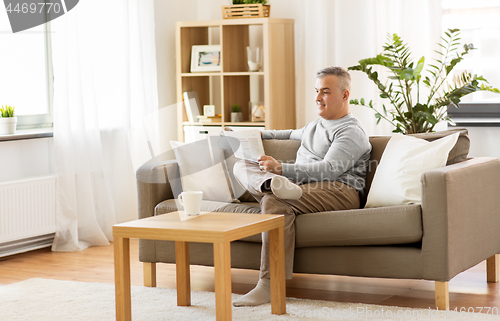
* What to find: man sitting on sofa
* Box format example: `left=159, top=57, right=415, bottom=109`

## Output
left=232, top=66, right=372, bottom=307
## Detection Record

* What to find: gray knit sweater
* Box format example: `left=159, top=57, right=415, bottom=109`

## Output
left=261, top=114, right=371, bottom=194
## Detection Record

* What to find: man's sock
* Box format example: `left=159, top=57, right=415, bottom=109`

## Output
left=270, top=176, right=302, bottom=200
left=261, top=178, right=272, bottom=192
left=232, top=278, right=271, bottom=307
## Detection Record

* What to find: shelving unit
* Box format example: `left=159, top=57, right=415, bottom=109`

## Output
left=175, top=18, right=296, bottom=141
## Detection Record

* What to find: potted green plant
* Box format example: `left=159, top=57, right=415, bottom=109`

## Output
left=0, top=105, right=17, bottom=135
left=348, top=29, right=500, bottom=134
left=231, top=104, right=243, bottom=122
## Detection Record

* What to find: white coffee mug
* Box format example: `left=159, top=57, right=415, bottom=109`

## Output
left=177, top=191, right=203, bottom=215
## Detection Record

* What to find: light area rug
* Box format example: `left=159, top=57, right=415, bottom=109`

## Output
left=1, top=278, right=500, bottom=321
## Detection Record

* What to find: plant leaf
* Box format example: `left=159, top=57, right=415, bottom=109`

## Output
left=413, top=56, right=425, bottom=80
left=358, top=54, right=394, bottom=67
left=400, top=68, right=414, bottom=80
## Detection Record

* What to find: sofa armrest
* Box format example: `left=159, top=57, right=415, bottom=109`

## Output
left=136, top=152, right=181, bottom=219
left=421, top=157, right=500, bottom=281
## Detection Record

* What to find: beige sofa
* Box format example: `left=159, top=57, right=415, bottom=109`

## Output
left=136, top=129, right=500, bottom=309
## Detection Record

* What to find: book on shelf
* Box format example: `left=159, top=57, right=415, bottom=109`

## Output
left=183, top=91, right=202, bottom=122
left=221, top=129, right=264, bottom=164
left=197, top=115, right=222, bottom=123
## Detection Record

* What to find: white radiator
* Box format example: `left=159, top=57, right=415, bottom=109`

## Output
left=0, top=176, right=56, bottom=257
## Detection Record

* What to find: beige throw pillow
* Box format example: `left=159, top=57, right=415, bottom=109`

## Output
left=170, top=137, right=237, bottom=203
left=365, top=133, right=459, bottom=208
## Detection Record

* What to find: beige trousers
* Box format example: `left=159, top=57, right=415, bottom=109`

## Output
left=233, top=160, right=360, bottom=279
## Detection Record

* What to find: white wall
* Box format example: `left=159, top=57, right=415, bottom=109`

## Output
left=0, top=138, right=54, bottom=182
left=464, top=127, right=500, bottom=158
left=154, top=0, right=197, bottom=153
left=154, top=0, right=498, bottom=155
left=154, top=0, right=443, bottom=138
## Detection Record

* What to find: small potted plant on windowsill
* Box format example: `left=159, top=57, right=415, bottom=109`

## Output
left=231, top=104, right=243, bottom=122
left=0, top=105, right=17, bottom=135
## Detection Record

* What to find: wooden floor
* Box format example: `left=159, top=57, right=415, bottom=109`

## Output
left=1, top=239, right=499, bottom=312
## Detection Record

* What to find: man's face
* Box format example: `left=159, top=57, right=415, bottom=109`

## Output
left=315, top=75, right=349, bottom=120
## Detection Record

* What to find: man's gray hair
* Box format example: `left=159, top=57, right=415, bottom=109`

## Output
left=316, top=66, right=351, bottom=92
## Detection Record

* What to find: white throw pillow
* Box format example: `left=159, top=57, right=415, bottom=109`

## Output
left=170, top=137, right=236, bottom=203
left=365, top=133, right=459, bottom=208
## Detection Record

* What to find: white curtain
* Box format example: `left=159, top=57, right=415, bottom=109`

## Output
left=51, top=0, right=158, bottom=251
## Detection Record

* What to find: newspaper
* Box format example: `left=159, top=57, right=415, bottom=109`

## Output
left=222, top=129, right=264, bottom=163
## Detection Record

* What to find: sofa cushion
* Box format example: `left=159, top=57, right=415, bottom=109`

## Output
left=170, top=138, right=236, bottom=202
left=295, top=204, right=422, bottom=247
left=156, top=200, right=422, bottom=247
left=410, top=128, right=470, bottom=165
left=365, top=133, right=459, bottom=208
left=263, top=139, right=301, bottom=163
left=362, top=128, right=470, bottom=207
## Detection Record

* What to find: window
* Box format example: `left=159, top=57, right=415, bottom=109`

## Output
left=0, top=10, right=53, bottom=129
left=442, top=0, right=500, bottom=103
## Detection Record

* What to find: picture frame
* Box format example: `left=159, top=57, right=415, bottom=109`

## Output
left=190, top=45, right=222, bottom=72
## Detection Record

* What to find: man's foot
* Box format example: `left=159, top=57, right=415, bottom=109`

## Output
left=270, top=176, right=302, bottom=200
left=232, top=278, right=271, bottom=307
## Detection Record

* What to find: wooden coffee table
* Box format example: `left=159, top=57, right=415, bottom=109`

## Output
left=113, top=211, right=285, bottom=321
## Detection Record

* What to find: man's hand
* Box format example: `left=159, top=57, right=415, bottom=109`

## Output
left=258, top=155, right=282, bottom=175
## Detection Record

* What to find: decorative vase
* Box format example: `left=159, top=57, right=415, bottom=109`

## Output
left=247, top=47, right=262, bottom=72
left=250, top=103, right=265, bottom=122
left=0, top=117, right=17, bottom=135
left=231, top=112, right=243, bottom=122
